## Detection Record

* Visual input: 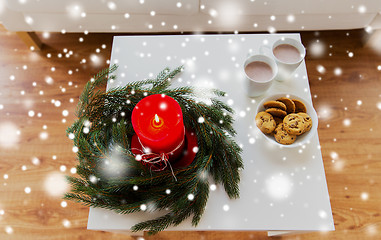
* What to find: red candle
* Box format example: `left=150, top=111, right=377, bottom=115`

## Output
left=131, top=94, right=185, bottom=156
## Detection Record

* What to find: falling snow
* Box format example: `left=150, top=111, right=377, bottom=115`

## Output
left=187, top=193, right=195, bottom=201
left=140, top=204, right=147, bottom=211
left=24, top=187, right=31, bottom=194
left=377, top=102, right=381, bottom=110
left=61, top=201, right=68, bottom=208
left=1, top=15, right=375, bottom=234
left=316, top=65, right=326, bottom=74
left=223, top=204, right=230, bottom=211
left=334, top=67, right=342, bottom=76
left=62, top=219, right=71, bottom=228
left=343, top=119, right=351, bottom=127
left=5, top=226, right=13, bottom=234
left=44, top=172, right=69, bottom=196
left=361, top=192, right=369, bottom=201
left=0, top=122, right=20, bottom=148
left=266, top=174, right=293, bottom=200
left=309, top=41, right=325, bottom=58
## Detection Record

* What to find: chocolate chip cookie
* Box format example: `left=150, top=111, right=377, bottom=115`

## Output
left=263, top=100, right=287, bottom=111
left=277, top=97, right=296, bottom=114
left=283, top=113, right=305, bottom=135
left=255, top=111, right=276, bottom=134
left=274, top=123, right=297, bottom=145
left=298, top=112, right=312, bottom=133
left=273, top=116, right=283, bottom=126
left=292, top=99, right=307, bottom=113
left=265, top=108, right=287, bottom=119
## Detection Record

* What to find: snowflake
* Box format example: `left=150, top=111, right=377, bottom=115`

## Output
left=361, top=192, right=369, bottom=200
left=62, top=219, right=71, bottom=228
left=107, top=2, right=116, bottom=10
left=187, top=193, right=195, bottom=201
left=5, top=226, right=13, bottom=234
left=32, top=157, right=40, bottom=165
left=140, top=204, right=147, bottom=211
left=223, top=204, right=230, bottom=211
left=72, top=146, right=79, bottom=153
left=24, top=16, right=33, bottom=25
left=309, top=41, right=325, bottom=58
left=0, top=122, right=19, bottom=148
left=60, top=165, right=67, bottom=172
left=24, top=187, right=31, bottom=194
left=54, top=100, right=61, bottom=107
left=267, top=26, right=276, bottom=34
left=266, top=173, right=293, bottom=199
left=44, top=172, right=69, bottom=196
left=358, top=5, right=366, bottom=13
left=83, top=127, right=89, bottom=134
left=316, top=65, right=326, bottom=74
left=334, top=67, right=342, bottom=76
left=343, top=118, right=351, bottom=127
left=192, top=146, right=199, bottom=153
left=287, top=15, right=295, bottom=23
left=39, top=131, right=48, bottom=140
left=89, top=175, right=97, bottom=184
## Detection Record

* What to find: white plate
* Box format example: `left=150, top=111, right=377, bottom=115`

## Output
left=256, top=93, right=318, bottom=148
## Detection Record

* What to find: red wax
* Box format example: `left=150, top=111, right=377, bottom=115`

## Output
left=131, top=94, right=185, bottom=155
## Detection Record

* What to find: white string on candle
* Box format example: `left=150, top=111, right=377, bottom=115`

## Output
left=131, top=127, right=186, bottom=181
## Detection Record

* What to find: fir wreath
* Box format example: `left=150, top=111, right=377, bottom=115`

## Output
left=65, top=65, right=243, bottom=234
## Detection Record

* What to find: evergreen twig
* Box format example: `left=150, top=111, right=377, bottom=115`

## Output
left=65, top=65, right=243, bottom=234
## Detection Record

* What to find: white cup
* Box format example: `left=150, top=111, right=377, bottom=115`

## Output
left=260, top=38, right=306, bottom=82
left=244, top=54, right=278, bottom=97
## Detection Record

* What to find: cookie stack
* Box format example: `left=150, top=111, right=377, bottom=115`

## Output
left=255, top=97, right=313, bottom=145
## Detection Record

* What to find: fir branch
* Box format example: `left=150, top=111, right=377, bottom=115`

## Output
left=65, top=65, right=243, bottom=234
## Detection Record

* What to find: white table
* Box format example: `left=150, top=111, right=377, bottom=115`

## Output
left=88, top=34, right=334, bottom=237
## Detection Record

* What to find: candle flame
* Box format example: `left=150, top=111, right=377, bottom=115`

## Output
left=154, top=114, right=160, bottom=123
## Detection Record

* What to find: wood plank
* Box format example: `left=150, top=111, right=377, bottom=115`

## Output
left=1, top=25, right=381, bottom=239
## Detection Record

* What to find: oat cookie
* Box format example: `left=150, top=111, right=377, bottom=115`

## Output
left=283, top=113, right=305, bottom=135
left=277, top=97, right=296, bottom=114
left=265, top=108, right=287, bottom=119
left=298, top=112, right=312, bottom=133
left=274, top=123, right=297, bottom=145
left=292, top=99, right=307, bottom=113
left=263, top=100, right=287, bottom=111
left=255, top=111, right=276, bottom=134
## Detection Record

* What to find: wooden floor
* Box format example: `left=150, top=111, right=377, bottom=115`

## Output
left=0, top=24, right=380, bottom=239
